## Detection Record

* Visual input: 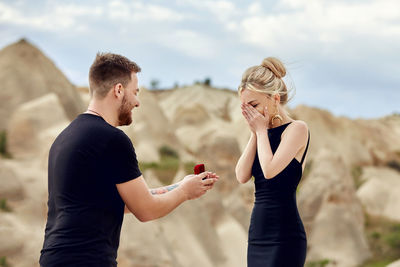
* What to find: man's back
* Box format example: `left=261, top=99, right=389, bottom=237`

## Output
left=40, top=113, right=141, bottom=267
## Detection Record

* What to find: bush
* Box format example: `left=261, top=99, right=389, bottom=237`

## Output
left=204, top=77, right=211, bottom=86
left=150, top=79, right=160, bottom=90
left=364, top=214, right=400, bottom=265
left=0, top=257, right=9, bottom=267
left=0, top=199, right=11, bottom=212
left=139, top=146, right=180, bottom=185
left=351, top=165, right=364, bottom=189
left=159, top=145, right=179, bottom=159
left=0, top=130, right=11, bottom=158
left=385, top=224, right=400, bottom=249
left=183, top=161, right=196, bottom=174
left=303, top=160, right=313, bottom=179
left=305, top=259, right=331, bottom=267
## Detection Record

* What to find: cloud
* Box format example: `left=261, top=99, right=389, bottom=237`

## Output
left=159, top=29, right=219, bottom=59
left=0, top=2, right=102, bottom=32
left=0, top=0, right=399, bottom=118
left=108, top=0, right=186, bottom=22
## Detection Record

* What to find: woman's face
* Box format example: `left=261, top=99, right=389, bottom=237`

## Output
left=240, top=89, right=275, bottom=117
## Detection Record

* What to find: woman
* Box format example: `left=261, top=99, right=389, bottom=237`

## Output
left=235, top=57, right=310, bottom=267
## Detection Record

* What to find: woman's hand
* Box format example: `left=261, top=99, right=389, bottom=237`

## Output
left=241, top=103, right=269, bottom=133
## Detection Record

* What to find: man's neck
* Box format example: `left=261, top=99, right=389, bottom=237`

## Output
left=87, top=100, right=119, bottom=127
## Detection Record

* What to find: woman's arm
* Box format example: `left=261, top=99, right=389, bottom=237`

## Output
left=242, top=103, right=308, bottom=179
left=235, top=132, right=257, bottom=184
left=256, top=121, right=308, bottom=179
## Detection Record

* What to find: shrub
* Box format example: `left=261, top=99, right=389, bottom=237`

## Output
left=150, top=79, right=160, bottom=90
left=0, top=199, right=11, bottom=212
left=0, top=130, right=12, bottom=158
left=0, top=257, right=9, bottom=267
left=303, top=160, right=313, bottom=179
left=364, top=214, right=400, bottom=265
left=305, top=259, right=331, bottom=267
left=159, top=145, right=179, bottom=159
left=183, top=161, right=196, bottom=174
left=204, top=77, right=211, bottom=86
left=385, top=224, right=400, bottom=249
left=351, top=165, right=364, bottom=189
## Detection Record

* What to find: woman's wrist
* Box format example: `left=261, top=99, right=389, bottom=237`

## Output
left=255, top=129, right=267, bottom=136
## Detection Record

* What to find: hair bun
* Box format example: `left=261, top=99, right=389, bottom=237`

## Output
left=261, top=57, right=286, bottom=78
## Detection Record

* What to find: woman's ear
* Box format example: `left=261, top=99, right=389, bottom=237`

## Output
left=274, top=94, right=280, bottom=104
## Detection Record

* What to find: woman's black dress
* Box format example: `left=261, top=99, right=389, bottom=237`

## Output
left=247, top=122, right=310, bottom=267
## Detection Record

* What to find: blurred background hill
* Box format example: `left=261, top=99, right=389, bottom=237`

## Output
left=1, top=39, right=400, bottom=267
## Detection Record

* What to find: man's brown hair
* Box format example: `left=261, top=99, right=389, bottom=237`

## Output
left=89, top=53, right=141, bottom=98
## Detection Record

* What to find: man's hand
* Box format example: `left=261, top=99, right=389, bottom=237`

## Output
left=180, top=172, right=219, bottom=200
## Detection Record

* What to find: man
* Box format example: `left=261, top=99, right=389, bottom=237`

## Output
left=39, top=53, right=218, bottom=266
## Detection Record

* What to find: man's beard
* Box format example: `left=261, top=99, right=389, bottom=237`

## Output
left=118, top=96, right=133, bottom=126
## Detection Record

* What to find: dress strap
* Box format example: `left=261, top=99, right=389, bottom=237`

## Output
left=300, top=130, right=310, bottom=165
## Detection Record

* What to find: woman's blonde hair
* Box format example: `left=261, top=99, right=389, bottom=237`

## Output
left=238, top=57, right=294, bottom=107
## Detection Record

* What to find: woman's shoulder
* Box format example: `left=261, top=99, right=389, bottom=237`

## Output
left=290, top=120, right=308, bottom=131
left=283, top=120, right=309, bottom=140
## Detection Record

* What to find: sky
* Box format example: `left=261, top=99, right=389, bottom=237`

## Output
left=0, top=0, right=399, bottom=119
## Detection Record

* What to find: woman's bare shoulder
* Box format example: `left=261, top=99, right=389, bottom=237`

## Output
left=283, top=120, right=308, bottom=140
left=292, top=120, right=308, bottom=130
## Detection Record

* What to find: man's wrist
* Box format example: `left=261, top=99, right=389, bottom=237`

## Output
left=176, top=185, right=188, bottom=201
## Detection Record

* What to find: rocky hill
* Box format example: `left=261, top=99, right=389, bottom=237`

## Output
left=1, top=39, right=400, bottom=267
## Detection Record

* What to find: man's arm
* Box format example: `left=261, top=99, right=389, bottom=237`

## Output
left=118, top=172, right=218, bottom=221
left=150, top=182, right=180, bottom=195
left=124, top=183, right=180, bottom=213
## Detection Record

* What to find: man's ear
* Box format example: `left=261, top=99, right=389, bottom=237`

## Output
left=113, top=83, right=124, bottom=99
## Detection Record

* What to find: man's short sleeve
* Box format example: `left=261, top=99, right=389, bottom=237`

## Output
left=108, top=130, right=142, bottom=184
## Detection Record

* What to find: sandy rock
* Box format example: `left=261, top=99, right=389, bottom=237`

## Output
left=123, top=87, right=184, bottom=163
left=0, top=160, right=24, bottom=200
left=215, top=214, right=247, bottom=267
left=172, top=104, right=210, bottom=127
left=0, top=39, right=84, bottom=130
left=298, top=148, right=371, bottom=266
left=157, top=85, right=238, bottom=123
left=224, top=184, right=254, bottom=231
left=357, top=166, right=400, bottom=221
left=7, top=93, right=69, bottom=158
left=0, top=213, right=24, bottom=256
left=388, top=259, right=400, bottom=267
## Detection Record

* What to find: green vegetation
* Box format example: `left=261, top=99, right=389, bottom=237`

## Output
left=0, top=257, right=9, bottom=267
left=351, top=165, right=364, bottom=189
left=385, top=224, right=400, bottom=249
left=305, top=259, right=331, bottom=267
left=0, top=130, right=12, bottom=158
left=363, top=213, right=400, bottom=266
left=204, top=77, right=211, bottom=87
left=149, top=79, right=160, bottom=90
left=159, top=145, right=179, bottom=159
left=302, top=159, right=313, bottom=179
left=194, top=77, right=212, bottom=87
left=139, top=145, right=180, bottom=185
left=362, top=260, right=393, bottom=267
left=0, top=199, right=12, bottom=212
left=183, top=161, right=196, bottom=174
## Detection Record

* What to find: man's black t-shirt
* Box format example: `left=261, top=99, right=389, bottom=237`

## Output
left=39, top=114, right=142, bottom=267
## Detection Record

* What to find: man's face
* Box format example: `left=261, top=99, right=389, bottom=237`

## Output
left=118, top=72, right=140, bottom=126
